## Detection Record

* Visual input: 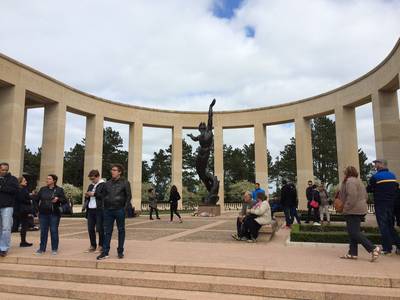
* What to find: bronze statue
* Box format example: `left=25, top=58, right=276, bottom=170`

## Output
left=187, top=99, right=220, bottom=205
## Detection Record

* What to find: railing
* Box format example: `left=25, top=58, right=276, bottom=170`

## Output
left=140, top=202, right=376, bottom=213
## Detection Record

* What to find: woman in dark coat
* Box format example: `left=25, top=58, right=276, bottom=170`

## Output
left=15, top=176, right=34, bottom=247
left=169, top=185, right=182, bottom=223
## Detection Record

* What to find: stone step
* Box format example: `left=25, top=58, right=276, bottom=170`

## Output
left=0, top=292, right=69, bottom=299
left=1, top=256, right=398, bottom=288
left=0, top=277, right=276, bottom=300
left=0, top=263, right=399, bottom=299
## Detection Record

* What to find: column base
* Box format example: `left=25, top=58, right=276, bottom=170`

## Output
left=197, top=204, right=221, bottom=217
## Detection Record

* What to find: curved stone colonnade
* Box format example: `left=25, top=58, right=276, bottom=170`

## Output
left=0, top=39, right=399, bottom=210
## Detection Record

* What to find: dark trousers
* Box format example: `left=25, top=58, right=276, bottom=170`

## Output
left=306, top=206, right=320, bottom=223
left=19, top=212, right=30, bottom=243
left=149, top=206, right=159, bottom=219
left=87, top=208, right=104, bottom=248
left=170, top=203, right=181, bottom=221
left=375, top=203, right=400, bottom=252
left=103, top=208, right=125, bottom=255
left=344, top=215, right=375, bottom=256
left=394, top=204, right=400, bottom=227
left=236, top=217, right=245, bottom=237
left=243, top=215, right=262, bottom=239
left=283, top=206, right=301, bottom=225
left=39, top=213, right=60, bottom=252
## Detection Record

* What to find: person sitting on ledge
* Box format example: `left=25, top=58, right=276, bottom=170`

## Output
left=232, top=191, right=256, bottom=241
left=242, top=192, right=272, bottom=243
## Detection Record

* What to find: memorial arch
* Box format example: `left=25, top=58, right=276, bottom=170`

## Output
left=0, top=39, right=399, bottom=210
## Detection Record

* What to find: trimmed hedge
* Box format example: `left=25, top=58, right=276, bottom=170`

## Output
left=289, top=224, right=397, bottom=244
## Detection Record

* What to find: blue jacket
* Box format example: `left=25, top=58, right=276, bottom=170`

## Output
left=367, top=169, right=399, bottom=205
left=252, top=188, right=265, bottom=200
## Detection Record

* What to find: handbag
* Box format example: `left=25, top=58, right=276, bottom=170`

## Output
left=334, top=191, right=344, bottom=213
left=309, top=191, right=319, bottom=209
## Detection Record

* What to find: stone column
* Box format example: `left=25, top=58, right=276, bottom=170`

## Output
left=335, top=106, right=359, bottom=182
left=20, top=108, right=28, bottom=176
left=213, top=125, right=224, bottom=209
left=39, top=102, right=67, bottom=185
left=83, top=114, right=104, bottom=194
left=295, top=117, right=314, bottom=209
left=172, top=125, right=183, bottom=209
left=372, top=90, right=400, bottom=176
left=254, top=123, right=268, bottom=194
left=0, top=85, right=26, bottom=176
left=128, top=122, right=143, bottom=211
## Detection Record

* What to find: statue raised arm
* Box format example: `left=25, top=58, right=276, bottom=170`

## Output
left=207, top=99, right=216, bottom=131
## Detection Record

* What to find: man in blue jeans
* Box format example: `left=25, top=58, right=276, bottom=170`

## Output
left=96, top=164, right=131, bottom=260
left=367, top=159, right=400, bottom=255
left=0, top=162, right=19, bottom=257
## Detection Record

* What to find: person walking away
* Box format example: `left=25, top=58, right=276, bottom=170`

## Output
left=340, top=166, right=381, bottom=261
left=232, top=191, right=256, bottom=241
left=252, top=183, right=265, bottom=202
left=281, top=180, right=300, bottom=228
left=148, top=188, right=160, bottom=220
left=35, top=174, right=67, bottom=255
left=82, top=170, right=105, bottom=253
left=319, top=183, right=331, bottom=224
left=310, top=185, right=321, bottom=226
left=0, top=162, right=19, bottom=257
left=305, top=180, right=314, bottom=224
left=367, top=159, right=400, bottom=255
left=169, top=185, right=182, bottom=223
left=242, top=192, right=272, bottom=243
left=16, top=176, right=34, bottom=247
left=96, top=164, right=131, bottom=260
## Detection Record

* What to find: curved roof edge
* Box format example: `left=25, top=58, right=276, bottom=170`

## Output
left=1, top=38, right=399, bottom=114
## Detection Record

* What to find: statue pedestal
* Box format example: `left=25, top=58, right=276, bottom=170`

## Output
left=198, top=204, right=221, bottom=217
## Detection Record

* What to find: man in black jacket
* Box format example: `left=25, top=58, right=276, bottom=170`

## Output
left=281, top=180, right=300, bottom=228
left=96, top=164, right=131, bottom=260
left=82, top=169, right=105, bottom=253
left=0, top=162, right=19, bottom=256
left=305, top=180, right=314, bottom=224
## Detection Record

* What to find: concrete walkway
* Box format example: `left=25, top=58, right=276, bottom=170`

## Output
left=5, top=212, right=399, bottom=281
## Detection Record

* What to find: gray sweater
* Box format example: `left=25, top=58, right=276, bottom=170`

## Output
left=340, top=177, right=368, bottom=215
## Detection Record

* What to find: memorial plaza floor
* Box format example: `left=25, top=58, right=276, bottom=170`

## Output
left=0, top=211, right=400, bottom=299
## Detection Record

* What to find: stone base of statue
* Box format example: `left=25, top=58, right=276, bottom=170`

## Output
left=198, top=204, right=221, bottom=217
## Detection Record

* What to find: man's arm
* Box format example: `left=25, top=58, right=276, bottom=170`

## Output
left=207, top=99, right=216, bottom=131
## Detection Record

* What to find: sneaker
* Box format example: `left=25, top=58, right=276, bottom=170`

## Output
left=20, top=242, right=33, bottom=247
left=51, top=250, right=58, bottom=256
left=118, top=253, right=124, bottom=259
left=95, top=246, right=103, bottom=253
left=156, top=217, right=161, bottom=220
left=179, top=218, right=183, bottom=223
left=240, top=237, right=248, bottom=241
left=313, top=222, right=321, bottom=226
left=231, top=233, right=241, bottom=241
left=381, top=251, right=393, bottom=256
left=0, top=251, right=6, bottom=257
left=85, top=246, right=96, bottom=253
left=35, top=250, right=44, bottom=256
left=97, top=253, right=109, bottom=260
left=247, top=238, right=257, bottom=243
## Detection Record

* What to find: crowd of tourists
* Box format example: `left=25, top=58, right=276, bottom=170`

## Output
left=0, top=162, right=183, bottom=260
left=1, top=157, right=399, bottom=262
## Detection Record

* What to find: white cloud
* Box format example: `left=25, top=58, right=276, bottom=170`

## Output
left=2, top=0, right=399, bottom=165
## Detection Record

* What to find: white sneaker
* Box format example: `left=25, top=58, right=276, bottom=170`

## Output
left=313, top=222, right=321, bottom=226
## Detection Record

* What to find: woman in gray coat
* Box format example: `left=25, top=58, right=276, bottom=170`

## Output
left=339, top=166, right=380, bottom=261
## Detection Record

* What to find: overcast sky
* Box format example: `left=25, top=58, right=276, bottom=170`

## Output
left=1, top=0, right=400, bottom=164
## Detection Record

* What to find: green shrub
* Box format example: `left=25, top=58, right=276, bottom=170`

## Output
left=62, top=184, right=83, bottom=205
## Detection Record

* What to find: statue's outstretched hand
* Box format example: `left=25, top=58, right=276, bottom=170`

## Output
left=210, top=99, right=216, bottom=107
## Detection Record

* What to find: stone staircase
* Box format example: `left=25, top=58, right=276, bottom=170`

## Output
left=0, top=256, right=399, bottom=299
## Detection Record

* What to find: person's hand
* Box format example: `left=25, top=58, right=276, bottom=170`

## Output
left=52, top=197, right=59, bottom=203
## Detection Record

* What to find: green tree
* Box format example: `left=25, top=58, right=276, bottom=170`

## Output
left=311, top=116, right=338, bottom=185
left=269, top=137, right=297, bottom=185
left=150, top=148, right=171, bottom=200
left=102, top=127, right=128, bottom=179
left=63, top=141, right=85, bottom=187
left=359, top=149, right=373, bottom=182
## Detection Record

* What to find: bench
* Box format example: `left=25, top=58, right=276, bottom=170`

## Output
left=257, top=220, right=278, bottom=242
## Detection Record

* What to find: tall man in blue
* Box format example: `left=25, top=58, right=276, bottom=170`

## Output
left=367, top=159, right=400, bottom=255
left=96, top=164, right=131, bottom=260
left=0, top=162, right=19, bottom=257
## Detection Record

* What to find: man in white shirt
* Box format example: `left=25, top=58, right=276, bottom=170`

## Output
left=82, top=170, right=105, bottom=253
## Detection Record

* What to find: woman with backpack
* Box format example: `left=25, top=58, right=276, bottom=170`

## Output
left=35, top=174, right=67, bottom=255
